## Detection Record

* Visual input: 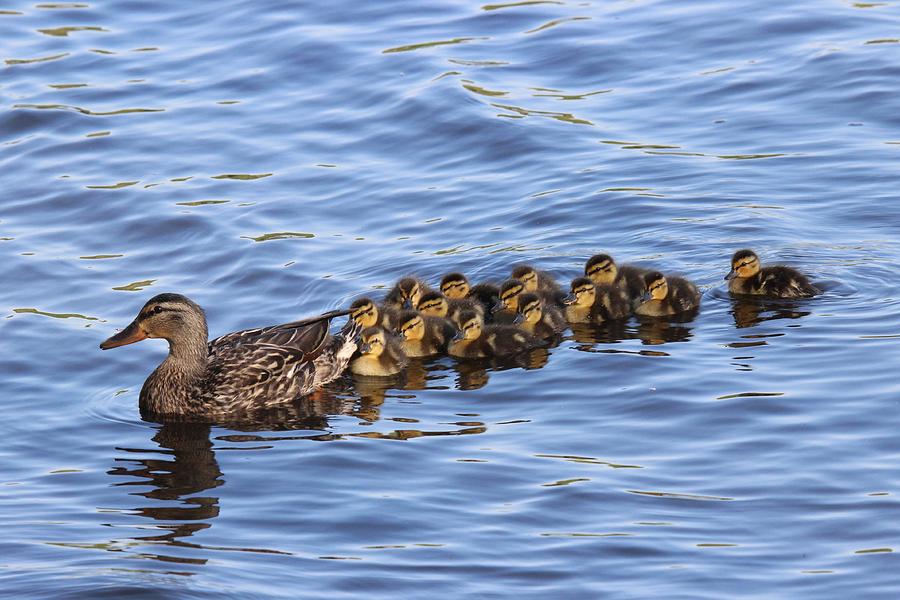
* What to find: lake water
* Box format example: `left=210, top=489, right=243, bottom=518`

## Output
left=2, top=0, right=900, bottom=597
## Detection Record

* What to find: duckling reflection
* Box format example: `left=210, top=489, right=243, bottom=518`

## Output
left=729, top=296, right=812, bottom=329
left=635, top=316, right=696, bottom=345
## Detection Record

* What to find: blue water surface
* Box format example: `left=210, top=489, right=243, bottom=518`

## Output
left=2, top=0, right=900, bottom=597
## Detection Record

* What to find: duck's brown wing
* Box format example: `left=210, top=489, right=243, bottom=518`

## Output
left=207, top=343, right=318, bottom=404
left=210, top=309, right=351, bottom=358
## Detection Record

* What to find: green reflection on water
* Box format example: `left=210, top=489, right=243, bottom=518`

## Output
left=383, top=37, right=487, bottom=54
left=38, top=25, right=107, bottom=37
left=242, top=232, right=315, bottom=242
left=113, top=279, right=156, bottom=292
left=14, top=308, right=102, bottom=321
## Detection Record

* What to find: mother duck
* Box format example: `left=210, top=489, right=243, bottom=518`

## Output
left=100, top=293, right=358, bottom=419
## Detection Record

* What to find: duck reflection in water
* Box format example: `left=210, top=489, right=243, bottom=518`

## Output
left=730, top=296, right=812, bottom=329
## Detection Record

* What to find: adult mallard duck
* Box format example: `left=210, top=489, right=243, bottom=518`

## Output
left=99, top=293, right=358, bottom=419
left=726, top=249, right=819, bottom=298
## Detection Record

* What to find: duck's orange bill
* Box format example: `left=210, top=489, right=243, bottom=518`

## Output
left=100, top=321, right=147, bottom=350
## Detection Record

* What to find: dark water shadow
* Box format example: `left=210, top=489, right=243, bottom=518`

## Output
left=728, top=296, right=812, bottom=329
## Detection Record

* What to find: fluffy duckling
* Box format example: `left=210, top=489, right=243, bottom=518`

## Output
left=584, top=253, right=649, bottom=309
left=350, top=326, right=408, bottom=377
left=439, top=272, right=471, bottom=300
left=634, top=271, right=700, bottom=317
left=511, top=265, right=565, bottom=306
left=350, top=297, right=398, bottom=330
left=440, top=272, right=500, bottom=316
left=449, top=310, right=542, bottom=359
left=395, top=310, right=455, bottom=358
left=514, top=292, right=566, bottom=339
left=416, top=290, right=483, bottom=321
left=383, top=277, right=431, bottom=311
left=564, top=277, right=631, bottom=323
left=726, top=249, right=819, bottom=298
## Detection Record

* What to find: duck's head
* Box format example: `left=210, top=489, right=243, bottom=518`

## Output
left=515, top=292, right=543, bottom=325
left=396, top=311, right=426, bottom=342
left=584, top=254, right=618, bottom=285
left=358, top=327, right=387, bottom=357
left=497, top=278, right=525, bottom=313
left=440, top=272, right=470, bottom=299
left=511, top=265, right=540, bottom=292
left=726, top=249, right=760, bottom=280
left=350, top=297, right=380, bottom=328
left=452, top=310, right=483, bottom=342
left=641, top=271, right=669, bottom=302
left=564, top=277, right=596, bottom=308
left=100, top=293, right=207, bottom=350
left=393, top=277, right=424, bottom=309
left=416, top=291, right=450, bottom=318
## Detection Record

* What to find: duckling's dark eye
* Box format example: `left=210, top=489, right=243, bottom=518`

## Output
left=151, top=305, right=163, bottom=315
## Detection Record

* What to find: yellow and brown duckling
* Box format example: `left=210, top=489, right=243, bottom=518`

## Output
left=394, top=310, right=456, bottom=358
left=564, top=277, right=631, bottom=323
left=511, top=264, right=565, bottom=306
left=350, top=326, right=408, bottom=377
left=350, top=297, right=398, bottom=330
left=584, top=253, right=649, bottom=310
left=99, top=293, right=358, bottom=418
left=416, top=290, right=483, bottom=322
left=440, top=272, right=500, bottom=316
left=449, top=310, right=542, bottom=359
left=726, top=249, right=819, bottom=298
left=514, top=292, right=566, bottom=339
left=383, top=277, right=431, bottom=311
left=634, top=271, right=700, bottom=317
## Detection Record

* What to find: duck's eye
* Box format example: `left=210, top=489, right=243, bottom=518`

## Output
left=151, top=306, right=163, bottom=315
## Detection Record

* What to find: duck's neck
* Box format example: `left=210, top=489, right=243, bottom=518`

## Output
left=141, top=327, right=209, bottom=416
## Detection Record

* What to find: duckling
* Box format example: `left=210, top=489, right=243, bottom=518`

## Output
left=511, top=264, right=565, bottom=306
left=564, top=277, right=631, bottom=323
left=584, top=253, right=649, bottom=310
left=448, top=310, right=542, bottom=359
left=726, top=249, right=819, bottom=298
left=514, top=292, right=566, bottom=339
left=416, top=290, right=483, bottom=322
left=634, top=271, right=700, bottom=317
left=439, top=272, right=471, bottom=300
left=490, top=278, right=525, bottom=325
left=383, top=277, right=431, bottom=311
left=350, top=297, right=398, bottom=330
left=350, top=326, right=408, bottom=377
left=395, top=310, right=456, bottom=358
left=440, top=272, right=500, bottom=316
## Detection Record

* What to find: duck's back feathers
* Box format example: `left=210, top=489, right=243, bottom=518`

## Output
left=759, top=266, right=819, bottom=298
left=666, top=276, right=701, bottom=313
